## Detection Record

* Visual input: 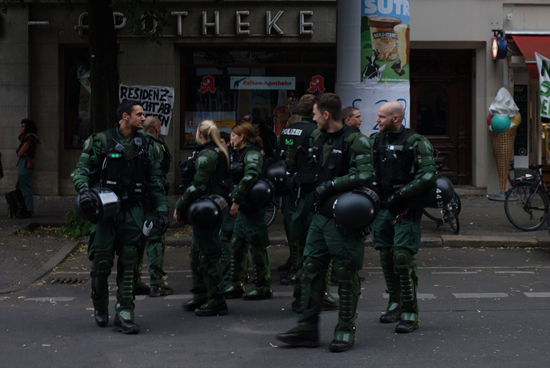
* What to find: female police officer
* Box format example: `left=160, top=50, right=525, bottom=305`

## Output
left=222, top=123, right=273, bottom=300
left=174, top=120, right=231, bottom=316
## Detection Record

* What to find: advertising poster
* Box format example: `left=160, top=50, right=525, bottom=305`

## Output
left=361, top=1, right=410, bottom=83
left=119, top=85, right=175, bottom=136
left=337, top=83, right=410, bottom=136
left=536, top=52, right=550, bottom=118
left=184, top=111, right=236, bottom=145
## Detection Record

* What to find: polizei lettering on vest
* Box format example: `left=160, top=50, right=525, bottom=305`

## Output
left=281, top=128, right=304, bottom=136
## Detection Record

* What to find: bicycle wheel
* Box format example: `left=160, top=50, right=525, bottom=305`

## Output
left=505, top=183, right=549, bottom=231
left=445, top=204, right=460, bottom=234
left=453, top=191, right=462, bottom=217
left=265, top=203, right=277, bottom=227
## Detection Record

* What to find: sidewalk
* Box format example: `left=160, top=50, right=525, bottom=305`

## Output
left=1, top=189, right=549, bottom=294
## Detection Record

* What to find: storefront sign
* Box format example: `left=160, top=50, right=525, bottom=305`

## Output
left=199, top=75, right=216, bottom=93
left=230, top=77, right=295, bottom=90
left=307, top=75, right=326, bottom=93
left=361, top=0, right=410, bottom=83
left=536, top=52, right=550, bottom=118
left=75, top=10, right=314, bottom=37
left=119, top=84, right=175, bottom=136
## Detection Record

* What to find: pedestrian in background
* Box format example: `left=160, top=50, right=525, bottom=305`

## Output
left=16, top=118, right=40, bottom=218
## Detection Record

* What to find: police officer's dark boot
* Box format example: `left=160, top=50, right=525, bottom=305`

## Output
left=394, top=249, right=419, bottom=333
left=195, top=287, right=228, bottom=317
left=223, top=236, right=247, bottom=298
left=276, top=315, right=319, bottom=347
left=243, top=248, right=273, bottom=300
left=279, top=240, right=299, bottom=284
left=195, top=254, right=229, bottom=316
left=329, top=265, right=360, bottom=352
left=379, top=249, right=402, bottom=323
left=113, top=313, right=140, bottom=334
left=114, top=246, right=139, bottom=334
left=90, top=251, right=113, bottom=327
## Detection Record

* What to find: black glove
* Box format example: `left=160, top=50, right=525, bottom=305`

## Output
left=314, top=180, right=334, bottom=203
left=387, top=191, right=406, bottom=216
left=157, top=211, right=170, bottom=235
left=78, top=187, right=96, bottom=213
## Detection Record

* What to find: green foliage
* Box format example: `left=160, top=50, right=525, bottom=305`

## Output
left=58, top=210, right=92, bottom=240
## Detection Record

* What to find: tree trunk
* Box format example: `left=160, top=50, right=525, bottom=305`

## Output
left=88, top=0, right=119, bottom=133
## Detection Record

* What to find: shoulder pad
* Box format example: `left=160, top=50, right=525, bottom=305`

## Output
left=416, top=137, right=434, bottom=156
left=351, top=133, right=372, bottom=152
left=196, top=152, right=217, bottom=171
left=92, top=133, right=107, bottom=150
left=369, top=131, right=380, bottom=139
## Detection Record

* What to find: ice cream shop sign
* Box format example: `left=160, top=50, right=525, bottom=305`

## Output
left=75, top=10, right=314, bottom=36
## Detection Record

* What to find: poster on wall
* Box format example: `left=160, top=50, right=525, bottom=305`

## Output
left=337, top=83, right=410, bottom=136
left=536, top=52, right=550, bottom=118
left=119, top=85, right=175, bottom=136
left=361, top=0, right=410, bottom=83
left=184, top=111, right=236, bottom=145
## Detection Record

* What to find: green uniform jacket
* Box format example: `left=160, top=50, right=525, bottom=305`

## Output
left=175, top=143, right=229, bottom=214
left=231, top=143, right=264, bottom=205
left=370, top=126, right=437, bottom=199
left=143, top=132, right=170, bottom=194
left=70, top=128, right=168, bottom=213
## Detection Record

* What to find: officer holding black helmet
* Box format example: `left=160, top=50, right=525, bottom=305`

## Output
left=370, top=100, right=437, bottom=334
left=276, top=93, right=375, bottom=352
left=71, top=100, right=169, bottom=334
left=175, top=119, right=232, bottom=316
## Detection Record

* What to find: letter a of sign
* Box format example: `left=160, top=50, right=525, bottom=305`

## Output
left=199, top=75, right=216, bottom=93
left=307, top=75, right=325, bottom=93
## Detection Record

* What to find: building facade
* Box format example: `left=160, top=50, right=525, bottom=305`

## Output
left=0, top=0, right=549, bottom=196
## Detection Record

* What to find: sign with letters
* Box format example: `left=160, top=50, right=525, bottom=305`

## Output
left=230, top=77, right=295, bottom=90
left=119, top=85, right=175, bottom=136
left=536, top=52, right=550, bottom=118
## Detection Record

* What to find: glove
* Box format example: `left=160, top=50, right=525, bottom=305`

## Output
left=387, top=191, right=406, bottom=216
left=78, top=187, right=96, bottom=213
left=157, top=211, right=170, bottom=235
left=314, top=180, right=334, bottom=203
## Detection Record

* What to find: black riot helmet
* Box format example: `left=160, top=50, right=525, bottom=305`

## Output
left=407, top=176, right=454, bottom=209
left=266, top=160, right=288, bottom=194
left=74, top=187, right=121, bottom=224
left=332, top=187, right=379, bottom=229
left=231, top=179, right=274, bottom=211
left=186, top=195, right=228, bottom=229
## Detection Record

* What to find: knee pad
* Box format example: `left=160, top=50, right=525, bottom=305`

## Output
left=302, top=257, right=321, bottom=281
left=333, top=262, right=358, bottom=285
left=91, top=252, right=113, bottom=278
left=393, top=248, right=415, bottom=275
left=119, top=246, right=138, bottom=267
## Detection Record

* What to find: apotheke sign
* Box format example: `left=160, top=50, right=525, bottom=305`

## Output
left=230, top=77, right=295, bottom=90
left=75, top=10, right=314, bottom=36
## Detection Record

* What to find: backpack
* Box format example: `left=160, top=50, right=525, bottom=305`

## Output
left=6, top=189, right=27, bottom=218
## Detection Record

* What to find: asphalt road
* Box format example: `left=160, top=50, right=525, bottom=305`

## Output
left=1, top=245, right=550, bottom=367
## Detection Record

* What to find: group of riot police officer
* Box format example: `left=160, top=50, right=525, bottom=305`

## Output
left=73, top=94, right=440, bottom=352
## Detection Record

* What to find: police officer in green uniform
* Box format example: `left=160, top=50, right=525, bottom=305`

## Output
left=71, top=100, right=169, bottom=334
left=137, top=116, right=173, bottom=297
left=277, top=95, right=318, bottom=284
left=276, top=93, right=375, bottom=352
left=218, top=131, right=235, bottom=279
left=370, top=101, right=437, bottom=333
left=223, top=123, right=273, bottom=300
left=175, top=120, right=231, bottom=316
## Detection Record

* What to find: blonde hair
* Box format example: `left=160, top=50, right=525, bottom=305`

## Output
left=196, top=120, right=229, bottom=169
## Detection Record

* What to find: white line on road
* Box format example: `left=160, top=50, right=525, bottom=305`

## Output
left=524, top=292, right=550, bottom=297
left=453, top=293, right=508, bottom=298
left=494, top=271, right=535, bottom=274
left=431, top=272, right=479, bottom=274
left=23, top=297, right=76, bottom=302
left=384, top=293, right=436, bottom=299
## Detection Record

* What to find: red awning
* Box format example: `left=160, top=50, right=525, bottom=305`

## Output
left=511, top=35, right=550, bottom=78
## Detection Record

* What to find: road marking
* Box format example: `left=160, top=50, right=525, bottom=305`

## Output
left=108, top=296, right=147, bottom=301
left=384, top=293, right=436, bottom=299
left=494, top=271, right=535, bottom=274
left=524, top=292, right=550, bottom=298
left=431, top=272, right=479, bottom=274
left=24, top=297, right=76, bottom=302
left=453, top=293, right=508, bottom=298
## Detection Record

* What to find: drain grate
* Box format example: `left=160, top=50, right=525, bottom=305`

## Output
left=50, top=277, right=88, bottom=285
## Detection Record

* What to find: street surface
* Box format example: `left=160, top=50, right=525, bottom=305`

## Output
left=1, top=245, right=550, bottom=367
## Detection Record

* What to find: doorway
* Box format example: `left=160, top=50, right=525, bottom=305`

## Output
left=410, top=49, right=472, bottom=185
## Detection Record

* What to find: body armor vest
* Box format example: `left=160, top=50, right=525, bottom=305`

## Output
left=295, top=125, right=356, bottom=189
left=278, top=119, right=318, bottom=173
left=230, top=144, right=266, bottom=183
left=158, top=139, right=171, bottom=177
left=98, top=128, right=149, bottom=207
left=372, top=128, right=417, bottom=200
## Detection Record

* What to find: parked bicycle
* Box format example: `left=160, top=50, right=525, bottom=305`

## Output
left=504, top=164, right=549, bottom=231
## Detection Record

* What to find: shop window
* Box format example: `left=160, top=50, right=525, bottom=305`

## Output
left=180, top=48, right=336, bottom=148
left=63, top=46, right=92, bottom=149
left=416, top=84, right=448, bottom=136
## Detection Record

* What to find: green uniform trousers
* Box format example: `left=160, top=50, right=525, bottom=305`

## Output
left=232, top=207, right=271, bottom=288
left=372, top=209, right=422, bottom=254
left=16, top=157, right=34, bottom=212
left=144, top=209, right=166, bottom=285
left=87, top=205, right=144, bottom=321
left=190, top=224, right=226, bottom=301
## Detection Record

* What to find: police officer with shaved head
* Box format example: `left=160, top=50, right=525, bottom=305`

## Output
left=370, top=101, right=437, bottom=333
